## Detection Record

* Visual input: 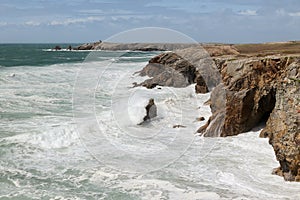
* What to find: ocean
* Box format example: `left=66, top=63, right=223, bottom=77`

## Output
left=0, top=44, right=299, bottom=200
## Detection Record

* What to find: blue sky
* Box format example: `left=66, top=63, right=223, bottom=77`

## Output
left=1, top=0, right=300, bottom=43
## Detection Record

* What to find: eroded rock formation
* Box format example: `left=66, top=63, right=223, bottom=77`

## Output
left=198, top=55, right=299, bottom=181
left=136, top=52, right=209, bottom=93
left=199, top=56, right=294, bottom=137
left=140, top=47, right=299, bottom=181
left=89, top=40, right=299, bottom=182
left=260, top=61, right=300, bottom=181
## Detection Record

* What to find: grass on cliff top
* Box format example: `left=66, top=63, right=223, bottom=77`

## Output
left=234, top=41, right=300, bottom=56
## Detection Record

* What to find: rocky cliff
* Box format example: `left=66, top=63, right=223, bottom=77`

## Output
left=199, top=56, right=294, bottom=136
left=260, top=61, right=300, bottom=181
left=138, top=43, right=299, bottom=181
left=135, top=45, right=237, bottom=91
left=199, top=57, right=299, bottom=182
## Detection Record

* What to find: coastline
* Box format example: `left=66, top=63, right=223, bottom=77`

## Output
left=75, top=40, right=300, bottom=182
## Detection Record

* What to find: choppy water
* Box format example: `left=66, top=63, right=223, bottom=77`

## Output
left=0, top=44, right=300, bottom=199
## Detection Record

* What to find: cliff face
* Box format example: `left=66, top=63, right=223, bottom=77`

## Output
left=198, top=56, right=299, bottom=181
left=139, top=46, right=299, bottom=181
left=260, top=61, right=300, bottom=181
left=199, top=56, right=294, bottom=137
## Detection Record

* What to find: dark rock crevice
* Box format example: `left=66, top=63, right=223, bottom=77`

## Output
left=257, top=88, right=276, bottom=124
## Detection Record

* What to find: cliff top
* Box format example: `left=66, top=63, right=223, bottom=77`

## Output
left=75, top=41, right=300, bottom=58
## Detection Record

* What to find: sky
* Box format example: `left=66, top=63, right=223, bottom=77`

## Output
left=1, top=0, right=300, bottom=43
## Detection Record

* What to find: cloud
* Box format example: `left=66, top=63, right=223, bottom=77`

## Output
left=0, top=22, right=8, bottom=27
left=2, top=0, right=300, bottom=43
left=288, top=12, right=300, bottom=17
left=48, top=16, right=105, bottom=26
left=238, top=9, right=257, bottom=16
left=24, top=21, right=41, bottom=26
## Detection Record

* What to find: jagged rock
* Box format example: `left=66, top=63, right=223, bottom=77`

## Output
left=198, top=55, right=300, bottom=182
left=260, top=61, right=300, bottom=181
left=137, top=52, right=208, bottom=91
left=199, top=56, right=293, bottom=137
left=143, top=98, right=157, bottom=122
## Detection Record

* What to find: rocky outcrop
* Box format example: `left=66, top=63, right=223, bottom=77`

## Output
left=136, top=52, right=208, bottom=92
left=74, top=42, right=198, bottom=51
left=75, top=43, right=94, bottom=50
left=198, top=56, right=294, bottom=137
left=75, top=42, right=240, bottom=55
left=143, top=98, right=157, bottom=121
left=138, top=99, right=157, bottom=125
left=260, top=61, right=300, bottom=181
left=197, top=55, right=299, bottom=181
left=108, top=41, right=299, bottom=181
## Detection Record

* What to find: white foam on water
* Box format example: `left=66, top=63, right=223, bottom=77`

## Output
left=4, top=125, right=79, bottom=149
left=115, top=178, right=220, bottom=200
left=127, top=93, right=149, bottom=125
left=2, top=53, right=300, bottom=199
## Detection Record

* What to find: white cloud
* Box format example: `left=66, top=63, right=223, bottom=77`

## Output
left=238, top=9, right=257, bottom=16
left=48, top=16, right=105, bottom=26
left=0, top=22, right=8, bottom=27
left=288, top=12, right=300, bottom=17
left=24, top=21, right=41, bottom=26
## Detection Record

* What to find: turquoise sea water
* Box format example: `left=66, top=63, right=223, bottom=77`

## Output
left=1, top=44, right=300, bottom=199
left=0, top=44, right=88, bottom=67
